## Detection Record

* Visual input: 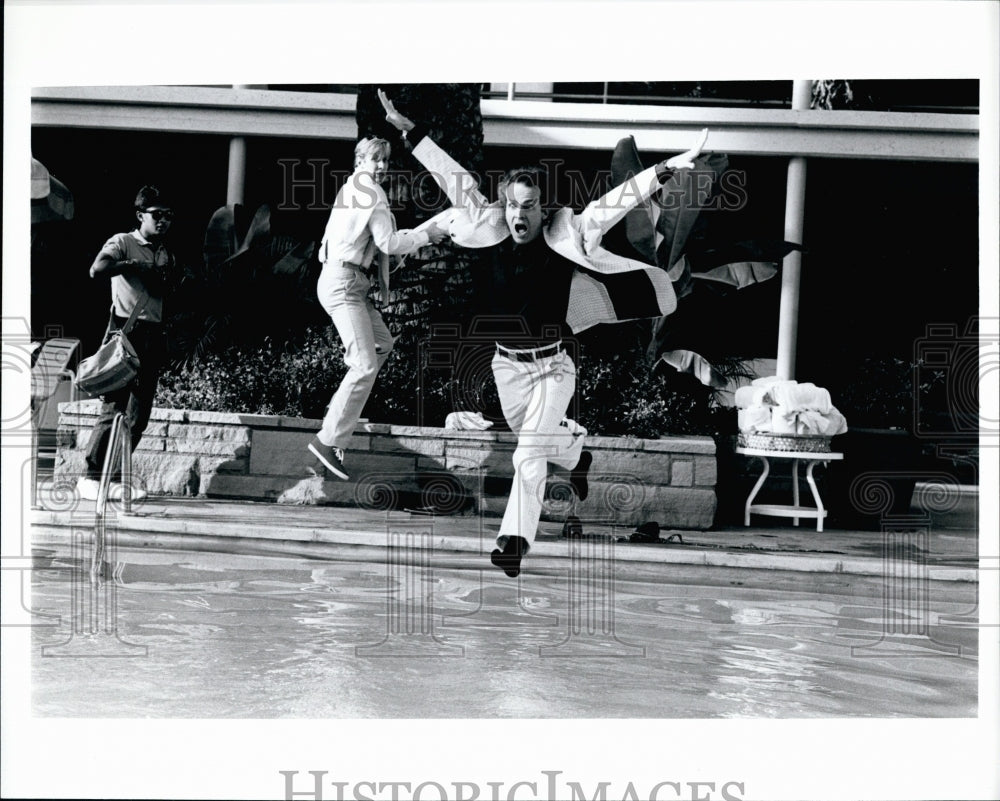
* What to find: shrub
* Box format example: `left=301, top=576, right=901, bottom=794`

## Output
left=156, top=327, right=348, bottom=418
left=575, top=350, right=726, bottom=438
left=156, top=325, right=733, bottom=438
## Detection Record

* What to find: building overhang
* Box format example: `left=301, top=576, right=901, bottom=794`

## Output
left=31, top=85, right=979, bottom=163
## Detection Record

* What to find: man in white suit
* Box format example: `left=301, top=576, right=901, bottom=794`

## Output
left=380, top=90, right=708, bottom=577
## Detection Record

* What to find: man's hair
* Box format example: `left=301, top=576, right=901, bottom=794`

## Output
left=354, top=137, right=391, bottom=169
left=134, top=185, right=170, bottom=211
left=497, top=166, right=550, bottom=208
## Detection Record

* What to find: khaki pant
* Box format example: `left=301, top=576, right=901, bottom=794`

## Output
left=316, top=263, right=394, bottom=449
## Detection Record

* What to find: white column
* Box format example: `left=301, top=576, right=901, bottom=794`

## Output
left=226, top=136, right=246, bottom=206
left=226, top=85, right=265, bottom=205
left=776, top=80, right=813, bottom=380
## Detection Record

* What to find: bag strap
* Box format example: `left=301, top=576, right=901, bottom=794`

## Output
left=119, top=291, right=150, bottom=335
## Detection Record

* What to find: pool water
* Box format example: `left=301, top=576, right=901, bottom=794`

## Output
left=30, top=543, right=978, bottom=718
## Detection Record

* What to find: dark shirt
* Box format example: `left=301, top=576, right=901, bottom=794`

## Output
left=476, top=236, right=575, bottom=349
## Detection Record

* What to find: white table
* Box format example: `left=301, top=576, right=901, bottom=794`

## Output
left=735, top=446, right=844, bottom=532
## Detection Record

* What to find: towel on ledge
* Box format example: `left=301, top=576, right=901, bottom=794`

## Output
left=444, top=411, right=494, bottom=431
left=560, top=417, right=588, bottom=437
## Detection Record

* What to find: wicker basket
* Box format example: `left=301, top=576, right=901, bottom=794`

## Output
left=738, top=431, right=832, bottom=453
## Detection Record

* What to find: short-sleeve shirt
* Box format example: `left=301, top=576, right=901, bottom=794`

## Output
left=100, top=231, right=172, bottom=323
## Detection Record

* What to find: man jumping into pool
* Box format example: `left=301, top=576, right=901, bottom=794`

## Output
left=379, top=89, right=709, bottom=578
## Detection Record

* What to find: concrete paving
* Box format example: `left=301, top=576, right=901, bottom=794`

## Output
left=29, top=482, right=980, bottom=582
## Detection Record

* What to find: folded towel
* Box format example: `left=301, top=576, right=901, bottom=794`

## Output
left=560, top=417, right=588, bottom=437
left=797, top=409, right=848, bottom=436
left=766, top=381, right=825, bottom=412
left=768, top=380, right=798, bottom=409
left=770, top=406, right=799, bottom=434
left=790, top=382, right=833, bottom=413
left=751, top=375, right=784, bottom=389
left=738, top=406, right=773, bottom=433
left=444, top=411, right=494, bottom=431
left=734, top=385, right=773, bottom=409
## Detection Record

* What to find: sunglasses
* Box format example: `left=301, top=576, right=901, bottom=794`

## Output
left=142, top=209, right=175, bottom=221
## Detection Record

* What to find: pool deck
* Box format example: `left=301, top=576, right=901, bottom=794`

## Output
left=29, top=485, right=981, bottom=582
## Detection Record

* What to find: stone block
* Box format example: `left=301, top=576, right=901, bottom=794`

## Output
left=591, top=450, right=672, bottom=485
left=250, top=430, right=314, bottom=475
left=53, top=450, right=88, bottom=478
left=445, top=445, right=514, bottom=472
left=143, top=422, right=169, bottom=438
left=670, top=459, right=694, bottom=487
left=371, top=434, right=445, bottom=457
left=643, top=435, right=716, bottom=455
left=694, top=455, right=718, bottom=487
left=165, top=440, right=250, bottom=457
left=346, top=451, right=419, bottom=480
left=128, top=452, right=205, bottom=495
left=166, top=423, right=251, bottom=443
left=149, top=407, right=189, bottom=422
left=183, top=410, right=245, bottom=426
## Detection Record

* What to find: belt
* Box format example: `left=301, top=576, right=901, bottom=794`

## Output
left=496, top=341, right=564, bottom=362
left=327, top=260, right=366, bottom=271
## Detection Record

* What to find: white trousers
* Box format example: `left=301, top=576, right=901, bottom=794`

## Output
left=493, top=349, right=584, bottom=549
left=317, top=264, right=393, bottom=449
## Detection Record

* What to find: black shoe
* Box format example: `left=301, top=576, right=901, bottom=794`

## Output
left=308, top=436, right=349, bottom=480
left=490, top=535, right=528, bottom=578
left=569, top=450, right=593, bottom=501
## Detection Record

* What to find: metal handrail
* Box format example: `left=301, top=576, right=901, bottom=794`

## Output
left=91, top=412, right=132, bottom=584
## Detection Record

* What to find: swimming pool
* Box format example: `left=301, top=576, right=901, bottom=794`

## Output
left=30, top=541, right=978, bottom=718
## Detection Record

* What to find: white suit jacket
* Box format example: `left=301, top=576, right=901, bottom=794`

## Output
left=411, top=136, right=677, bottom=332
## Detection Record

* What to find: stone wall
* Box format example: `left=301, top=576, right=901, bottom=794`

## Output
left=55, top=400, right=717, bottom=529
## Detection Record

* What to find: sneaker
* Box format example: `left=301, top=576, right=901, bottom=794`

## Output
left=77, top=477, right=101, bottom=501
left=569, top=450, right=593, bottom=501
left=490, top=535, right=529, bottom=578
left=308, top=435, right=349, bottom=480
left=109, top=482, right=148, bottom=502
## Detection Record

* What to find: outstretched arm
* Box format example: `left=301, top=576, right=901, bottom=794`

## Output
left=378, top=89, right=494, bottom=215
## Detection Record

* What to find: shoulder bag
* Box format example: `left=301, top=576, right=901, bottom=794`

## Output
left=75, top=294, right=148, bottom=396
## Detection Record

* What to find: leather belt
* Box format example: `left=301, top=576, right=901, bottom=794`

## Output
left=496, top=341, right=564, bottom=362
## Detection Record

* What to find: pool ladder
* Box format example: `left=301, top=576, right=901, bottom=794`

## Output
left=91, top=412, right=133, bottom=584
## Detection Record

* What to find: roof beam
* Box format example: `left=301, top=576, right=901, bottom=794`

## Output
left=31, top=85, right=979, bottom=163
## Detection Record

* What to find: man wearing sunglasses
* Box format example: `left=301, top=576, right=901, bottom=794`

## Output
left=77, top=185, right=177, bottom=502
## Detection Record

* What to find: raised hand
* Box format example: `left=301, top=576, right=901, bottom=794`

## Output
left=377, top=89, right=414, bottom=132
left=665, top=127, right=710, bottom=171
